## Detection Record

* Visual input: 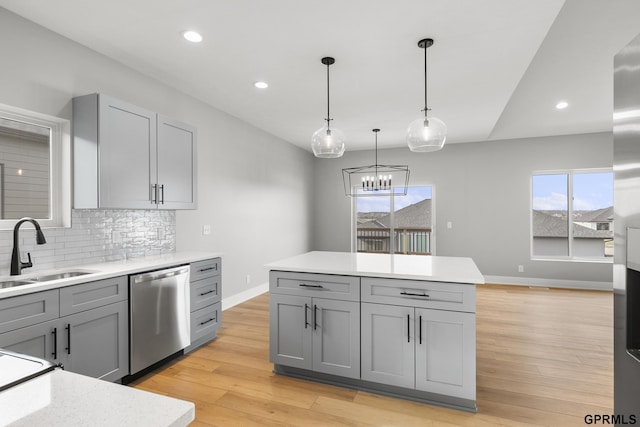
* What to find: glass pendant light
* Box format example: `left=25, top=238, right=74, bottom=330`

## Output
left=407, top=38, right=447, bottom=152
left=312, top=57, right=345, bottom=158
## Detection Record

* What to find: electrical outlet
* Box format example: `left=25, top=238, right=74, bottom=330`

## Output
left=447, top=221, right=453, bottom=229
left=112, top=230, right=122, bottom=243
left=202, top=224, right=211, bottom=235
left=518, top=265, right=524, bottom=273
left=246, top=274, right=251, bottom=284
left=157, top=227, right=165, bottom=240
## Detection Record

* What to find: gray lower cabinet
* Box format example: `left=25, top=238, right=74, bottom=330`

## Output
left=184, top=258, right=222, bottom=353
left=270, top=294, right=360, bottom=378
left=0, top=276, right=129, bottom=382
left=269, top=271, right=361, bottom=379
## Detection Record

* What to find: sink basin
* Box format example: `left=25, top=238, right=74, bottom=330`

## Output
left=30, top=271, right=92, bottom=282
left=0, top=280, right=36, bottom=289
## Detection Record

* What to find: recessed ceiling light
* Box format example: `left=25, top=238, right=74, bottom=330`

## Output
left=254, top=81, right=269, bottom=89
left=556, top=101, right=569, bottom=110
left=182, top=30, right=203, bottom=43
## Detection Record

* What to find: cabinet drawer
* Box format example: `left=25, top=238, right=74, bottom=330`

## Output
left=361, top=277, right=475, bottom=313
left=191, top=302, right=221, bottom=343
left=0, top=290, right=59, bottom=334
left=270, top=271, right=360, bottom=301
left=190, top=275, right=221, bottom=312
left=190, top=258, right=221, bottom=282
left=60, top=276, right=128, bottom=316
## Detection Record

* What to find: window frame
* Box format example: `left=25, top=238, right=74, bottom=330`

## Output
left=350, top=184, right=436, bottom=255
left=530, top=168, right=613, bottom=263
left=0, top=103, right=71, bottom=229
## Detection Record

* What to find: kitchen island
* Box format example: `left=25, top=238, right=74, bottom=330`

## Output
left=267, top=251, right=484, bottom=412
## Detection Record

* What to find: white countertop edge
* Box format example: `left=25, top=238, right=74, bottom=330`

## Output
left=0, top=251, right=223, bottom=299
left=0, top=369, right=195, bottom=427
left=266, top=251, right=485, bottom=285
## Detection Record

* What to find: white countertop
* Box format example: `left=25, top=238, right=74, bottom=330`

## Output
left=0, top=251, right=223, bottom=299
left=0, top=369, right=194, bottom=427
left=266, top=251, right=485, bottom=284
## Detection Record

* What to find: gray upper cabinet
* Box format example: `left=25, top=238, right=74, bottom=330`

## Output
left=73, top=93, right=197, bottom=210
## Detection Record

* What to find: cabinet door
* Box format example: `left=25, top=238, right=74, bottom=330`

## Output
left=361, top=303, right=414, bottom=388
left=415, top=308, right=476, bottom=400
left=157, top=115, right=197, bottom=209
left=0, top=319, right=59, bottom=363
left=312, top=298, right=360, bottom=379
left=98, top=94, right=157, bottom=209
left=269, top=294, right=312, bottom=370
left=62, top=301, right=129, bottom=382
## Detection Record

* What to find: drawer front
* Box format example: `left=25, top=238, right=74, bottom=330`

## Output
left=190, top=275, right=221, bottom=312
left=0, top=290, right=59, bottom=334
left=361, top=277, right=476, bottom=313
left=191, top=258, right=221, bottom=282
left=191, top=302, right=221, bottom=343
left=60, top=276, right=128, bottom=316
left=270, top=271, right=360, bottom=301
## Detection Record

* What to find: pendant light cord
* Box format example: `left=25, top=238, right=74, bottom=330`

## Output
left=424, top=43, right=428, bottom=118
left=326, top=61, right=331, bottom=130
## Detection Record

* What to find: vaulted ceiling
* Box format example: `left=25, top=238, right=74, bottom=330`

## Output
left=1, top=0, right=639, bottom=151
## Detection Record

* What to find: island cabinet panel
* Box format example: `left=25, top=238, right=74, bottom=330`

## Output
left=269, top=272, right=361, bottom=379
left=361, top=277, right=475, bottom=313
left=361, top=303, right=414, bottom=388
left=415, top=308, right=476, bottom=400
left=270, top=271, right=360, bottom=301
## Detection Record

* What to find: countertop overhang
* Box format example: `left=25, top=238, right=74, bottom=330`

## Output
left=266, top=251, right=485, bottom=284
left=0, top=251, right=223, bottom=299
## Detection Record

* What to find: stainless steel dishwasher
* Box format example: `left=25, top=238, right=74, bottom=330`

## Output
left=129, top=265, right=190, bottom=375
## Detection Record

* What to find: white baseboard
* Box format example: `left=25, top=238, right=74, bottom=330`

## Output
left=483, top=275, right=612, bottom=291
left=222, top=282, right=269, bottom=311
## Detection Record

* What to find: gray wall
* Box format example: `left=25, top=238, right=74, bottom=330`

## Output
left=312, top=132, right=613, bottom=288
left=0, top=9, right=314, bottom=298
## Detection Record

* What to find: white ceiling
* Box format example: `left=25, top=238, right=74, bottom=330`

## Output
left=1, top=0, right=639, bottom=152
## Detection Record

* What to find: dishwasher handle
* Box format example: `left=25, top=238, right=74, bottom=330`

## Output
left=133, top=266, right=190, bottom=284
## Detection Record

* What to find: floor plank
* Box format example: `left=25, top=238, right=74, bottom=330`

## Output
left=132, top=284, right=613, bottom=426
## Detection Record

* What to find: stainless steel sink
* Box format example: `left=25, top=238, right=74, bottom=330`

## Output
left=29, top=271, right=92, bottom=282
left=0, top=279, right=35, bottom=289
left=0, top=271, right=94, bottom=288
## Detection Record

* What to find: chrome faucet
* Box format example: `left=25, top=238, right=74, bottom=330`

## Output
left=11, top=217, right=47, bottom=276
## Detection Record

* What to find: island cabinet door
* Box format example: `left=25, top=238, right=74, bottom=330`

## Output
left=361, top=303, right=415, bottom=388
left=311, top=298, right=360, bottom=379
left=415, top=308, right=476, bottom=400
left=61, top=300, right=129, bottom=382
left=270, top=294, right=312, bottom=370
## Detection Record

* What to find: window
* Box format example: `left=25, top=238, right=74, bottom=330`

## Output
left=531, top=170, right=613, bottom=260
left=354, top=186, right=433, bottom=255
left=0, top=103, right=70, bottom=229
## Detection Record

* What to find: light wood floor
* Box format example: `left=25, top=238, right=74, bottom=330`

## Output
left=132, top=284, right=613, bottom=426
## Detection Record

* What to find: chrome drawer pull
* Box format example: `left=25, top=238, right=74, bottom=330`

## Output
left=400, top=291, right=430, bottom=298
left=299, top=283, right=323, bottom=289
left=199, top=318, right=215, bottom=326
left=199, top=290, right=215, bottom=296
